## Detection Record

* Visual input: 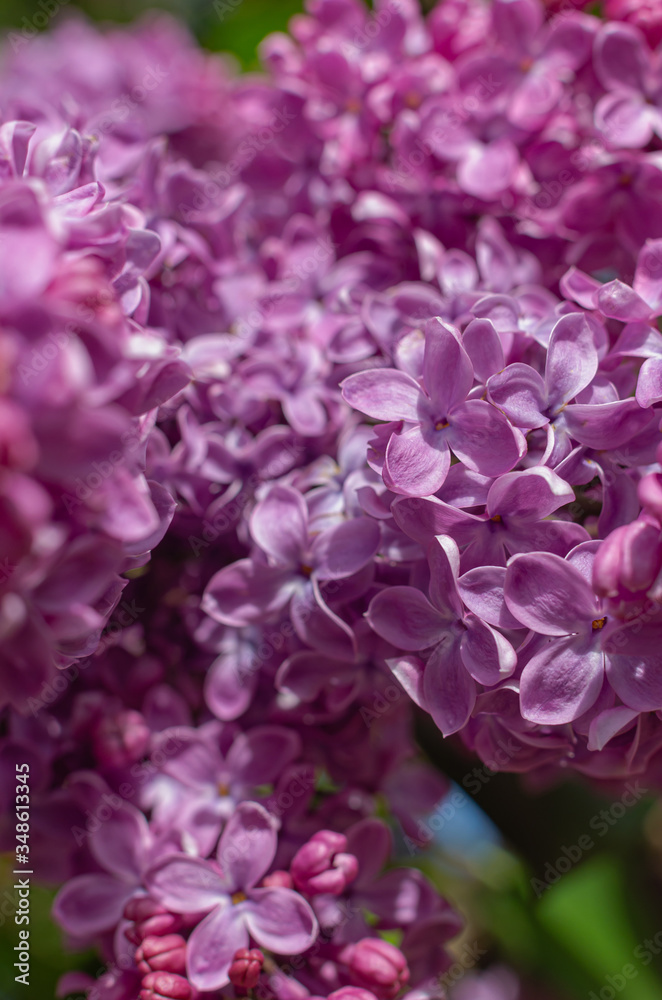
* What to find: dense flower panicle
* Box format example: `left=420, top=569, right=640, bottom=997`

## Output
left=0, top=1, right=661, bottom=998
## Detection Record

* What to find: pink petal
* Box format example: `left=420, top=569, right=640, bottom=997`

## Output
left=217, top=802, right=277, bottom=891
left=187, top=903, right=248, bottom=991
left=341, top=369, right=422, bottom=422
left=244, top=887, right=318, bottom=954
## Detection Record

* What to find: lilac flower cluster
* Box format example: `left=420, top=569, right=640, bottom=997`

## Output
left=0, top=0, right=662, bottom=996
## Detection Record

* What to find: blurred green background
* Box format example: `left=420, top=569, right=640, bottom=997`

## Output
left=1, top=0, right=662, bottom=998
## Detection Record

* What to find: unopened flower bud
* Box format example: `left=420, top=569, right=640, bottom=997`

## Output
left=228, top=947, right=264, bottom=989
left=139, top=971, right=192, bottom=1000
left=290, top=830, right=358, bottom=896
left=136, top=935, right=187, bottom=975
left=339, top=939, right=409, bottom=1000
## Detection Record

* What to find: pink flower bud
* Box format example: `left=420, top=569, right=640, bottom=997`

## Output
left=261, top=870, right=293, bottom=889
left=140, top=971, right=192, bottom=1000
left=124, top=897, right=183, bottom=942
left=593, top=519, right=662, bottom=599
left=228, top=947, right=264, bottom=989
left=290, top=830, right=359, bottom=896
left=92, top=709, right=150, bottom=768
left=339, top=939, right=409, bottom=1000
left=136, top=935, right=187, bottom=975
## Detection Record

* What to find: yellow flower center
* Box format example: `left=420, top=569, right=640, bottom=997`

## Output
left=592, top=617, right=607, bottom=631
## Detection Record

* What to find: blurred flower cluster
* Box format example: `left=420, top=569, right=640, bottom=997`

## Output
left=1, top=0, right=662, bottom=997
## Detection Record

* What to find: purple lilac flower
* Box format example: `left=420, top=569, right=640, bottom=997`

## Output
left=146, top=802, right=318, bottom=991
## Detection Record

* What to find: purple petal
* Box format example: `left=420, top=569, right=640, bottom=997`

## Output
left=346, top=818, right=392, bottom=886
left=594, top=21, right=648, bottom=92
left=250, top=486, right=307, bottom=567
left=422, top=318, right=474, bottom=415
left=588, top=706, right=640, bottom=752
left=387, top=655, right=427, bottom=710
left=563, top=399, right=654, bottom=449
left=458, top=566, right=524, bottom=630
left=605, top=625, right=662, bottom=711
left=341, top=369, right=422, bottom=422
left=597, top=280, right=652, bottom=322
left=227, top=727, right=301, bottom=787
left=291, top=578, right=357, bottom=660
left=460, top=614, right=517, bottom=685
left=423, top=639, right=476, bottom=737
left=636, top=357, right=662, bottom=407
left=634, top=239, right=662, bottom=311
left=461, top=318, right=505, bottom=383
left=545, top=313, right=598, bottom=411
left=487, top=467, right=575, bottom=521
left=202, top=560, right=295, bottom=626
left=427, top=535, right=464, bottom=619
left=187, top=903, right=247, bottom=991
left=487, top=363, right=547, bottom=428
left=205, top=651, right=257, bottom=721
left=504, top=552, right=597, bottom=635
left=368, top=587, right=446, bottom=651
left=392, top=496, right=482, bottom=547
left=520, top=635, right=604, bottom=724
left=448, top=399, right=523, bottom=476
left=312, top=517, right=380, bottom=580
left=217, top=802, right=277, bottom=892
left=145, top=856, right=225, bottom=913
left=383, top=424, right=450, bottom=497
left=53, top=874, right=134, bottom=937
left=244, top=887, right=318, bottom=954
left=595, top=92, right=653, bottom=150
left=89, top=804, right=150, bottom=883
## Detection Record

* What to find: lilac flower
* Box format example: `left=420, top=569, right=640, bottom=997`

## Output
left=594, top=22, right=662, bottom=149
left=53, top=802, right=179, bottom=940
left=342, top=318, right=524, bottom=497
left=393, top=466, right=587, bottom=570
left=368, top=537, right=516, bottom=735
left=202, top=484, right=380, bottom=659
left=146, top=802, right=318, bottom=991
left=147, top=723, right=302, bottom=854
left=504, top=546, right=662, bottom=723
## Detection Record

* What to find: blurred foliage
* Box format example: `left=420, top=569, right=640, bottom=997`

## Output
left=1, top=1, right=662, bottom=999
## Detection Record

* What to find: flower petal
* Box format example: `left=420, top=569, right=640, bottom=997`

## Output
left=217, top=801, right=277, bottom=892
left=520, top=635, right=604, bottom=724
left=145, top=856, right=225, bottom=913
left=187, top=904, right=248, bottom=992
left=422, top=318, right=473, bottom=415
left=244, top=887, right=318, bottom=954
left=52, top=874, right=134, bottom=938
left=383, top=424, right=450, bottom=497
left=448, top=399, right=523, bottom=476
left=341, top=369, right=422, bottom=422
left=423, top=639, right=476, bottom=737
left=504, top=552, right=597, bottom=635
left=250, top=485, right=307, bottom=567
left=368, top=587, right=446, bottom=651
